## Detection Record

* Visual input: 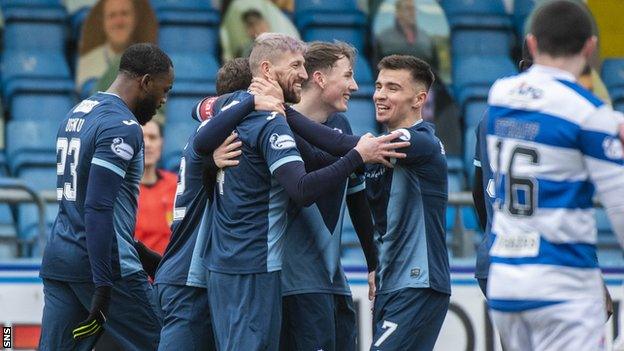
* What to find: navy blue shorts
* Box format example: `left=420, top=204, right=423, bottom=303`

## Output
left=39, top=272, right=161, bottom=351
left=207, top=270, right=282, bottom=351
left=156, top=283, right=215, bottom=351
left=371, top=288, right=449, bottom=351
left=280, top=293, right=357, bottom=351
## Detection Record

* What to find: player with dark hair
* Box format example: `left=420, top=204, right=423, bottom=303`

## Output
left=270, top=54, right=450, bottom=350
left=39, top=43, right=173, bottom=350
left=192, top=33, right=409, bottom=351
left=278, top=41, right=378, bottom=351
left=153, top=68, right=283, bottom=351
left=486, top=1, right=624, bottom=349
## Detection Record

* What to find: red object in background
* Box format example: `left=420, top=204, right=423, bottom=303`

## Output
left=135, top=169, right=178, bottom=254
left=12, top=324, right=40, bottom=350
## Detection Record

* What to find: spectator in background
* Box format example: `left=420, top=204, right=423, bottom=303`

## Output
left=76, top=0, right=157, bottom=94
left=135, top=120, right=177, bottom=255
left=240, top=10, right=271, bottom=57
left=373, top=0, right=438, bottom=72
left=220, top=0, right=300, bottom=60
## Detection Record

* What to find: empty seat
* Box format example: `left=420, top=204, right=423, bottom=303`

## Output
left=441, top=0, right=511, bottom=30
left=169, top=52, right=219, bottom=83
left=354, top=54, right=374, bottom=86
left=6, top=120, right=58, bottom=175
left=453, top=56, right=516, bottom=106
left=157, top=9, right=220, bottom=55
left=9, top=80, right=75, bottom=122
left=2, top=5, right=67, bottom=52
left=162, top=121, right=199, bottom=171
left=166, top=95, right=209, bottom=124
left=344, top=98, right=378, bottom=136
left=151, top=0, right=216, bottom=12
left=451, top=29, right=513, bottom=57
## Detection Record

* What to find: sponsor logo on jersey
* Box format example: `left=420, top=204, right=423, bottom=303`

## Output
left=199, top=96, right=218, bottom=121
left=269, top=133, right=296, bottom=150
left=602, top=137, right=623, bottom=160
left=267, top=111, right=279, bottom=121
left=122, top=120, right=139, bottom=126
left=73, top=100, right=100, bottom=114
left=111, top=137, right=134, bottom=160
left=395, top=128, right=411, bottom=141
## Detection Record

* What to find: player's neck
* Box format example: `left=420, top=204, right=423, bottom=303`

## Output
left=141, top=166, right=158, bottom=185
left=386, top=114, right=422, bottom=132
left=107, top=77, right=139, bottom=114
left=533, top=54, right=586, bottom=79
left=292, top=95, right=331, bottom=123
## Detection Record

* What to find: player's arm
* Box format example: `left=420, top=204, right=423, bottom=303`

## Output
left=74, top=119, right=143, bottom=340
left=580, top=108, right=624, bottom=247
left=193, top=93, right=284, bottom=156
left=346, top=186, right=378, bottom=273
left=472, top=122, right=487, bottom=231
left=392, top=128, right=438, bottom=166
left=293, top=133, right=339, bottom=171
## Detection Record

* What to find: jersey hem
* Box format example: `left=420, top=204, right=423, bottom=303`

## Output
left=377, top=283, right=451, bottom=296
left=282, top=287, right=352, bottom=296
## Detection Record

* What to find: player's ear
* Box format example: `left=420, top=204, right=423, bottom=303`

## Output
left=411, top=90, right=427, bottom=110
left=260, top=61, right=273, bottom=80
left=139, top=74, right=153, bottom=92
left=526, top=34, right=539, bottom=59
left=312, top=70, right=325, bottom=89
left=581, top=36, right=597, bottom=60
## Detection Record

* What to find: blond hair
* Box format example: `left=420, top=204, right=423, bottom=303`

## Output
left=248, top=33, right=307, bottom=76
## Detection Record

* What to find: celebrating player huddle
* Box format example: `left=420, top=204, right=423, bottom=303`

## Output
left=37, top=1, right=624, bottom=350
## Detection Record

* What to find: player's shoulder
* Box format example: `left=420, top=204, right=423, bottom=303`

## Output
left=325, top=113, right=352, bottom=134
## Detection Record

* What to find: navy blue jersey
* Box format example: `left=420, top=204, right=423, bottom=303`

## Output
left=473, top=115, right=495, bottom=279
left=365, top=121, right=450, bottom=295
left=204, top=91, right=303, bottom=274
left=41, top=92, right=144, bottom=282
left=154, top=121, right=211, bottom=288
left=281, top=113, right=365, bottom=296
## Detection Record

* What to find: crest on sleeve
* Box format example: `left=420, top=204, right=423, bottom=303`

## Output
left=602, top=137, right=623, bottom=159
left=269, top=133, right=296, bottom=150
left=111, top=137, right=134, bottom=160
left=395, top=128, right=411, bottom=141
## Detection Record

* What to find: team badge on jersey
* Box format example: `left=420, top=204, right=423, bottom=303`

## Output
left=269, top=133, right=296, bottom=150
left=395, top=128, right=411, bottom=141
left=602, top=137, right=623, bottom=160
left=111, top=137, right=134, bottom=160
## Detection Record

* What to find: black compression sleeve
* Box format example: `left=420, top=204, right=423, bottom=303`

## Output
left=273, top=149, right=363, bottom=207
left=346, top=190, right=379, bottom=272
left=472, top=166, right=487, bottom=232
left=285, top=107, right=359, bottom=156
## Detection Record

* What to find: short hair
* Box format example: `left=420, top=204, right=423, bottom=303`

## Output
left=119, top=43, right=173, bottom=78
left=248, top=33, right=307, bottom=76
left=242, top=9, right=263, bottom=25
left=529, top=0, right=593, bottom=57
left=377, top=55, right=434, bottom=91
left=302, top=41, right=356, bottom=88
left=216, top=57, right=252, bottom=95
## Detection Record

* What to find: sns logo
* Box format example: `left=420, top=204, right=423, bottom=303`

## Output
left=269, top=133, right=296, bottom=150
left=111, top=137, right=134, bottom=160
left=602, top=137, right=623, bottom=159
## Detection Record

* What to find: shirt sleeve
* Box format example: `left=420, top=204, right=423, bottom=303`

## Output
left=91, top=117, right=143, bottom=178
left=579, top=107, right=624, bottom=247
left=258, top=117, right=304, bottom=173
left=393, top=127, right=438, bottom=166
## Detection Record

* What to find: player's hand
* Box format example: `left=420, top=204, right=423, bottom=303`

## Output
left=252, top=94, right=285, bottom=116
left=213, top=133, right=242, bottom=168
left=368, top=271, right=376, bottom=302
left=72, top=285, right=111, bottom=340
left=354, top=132, right=410, bottom=167
left=249, top=77, right=285, bottom=103
left=134, top=240, right=162, bottom=280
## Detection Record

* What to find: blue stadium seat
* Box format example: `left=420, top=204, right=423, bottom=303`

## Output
left=447, top=155, right=465, bottom=192
left=451, top=29, right=513, bottom=57
left=295, top=0, right=360, bottom=13
left=162, top=121, right=199, bottom=171
left=9, top=80, right=76, bottom=122
left=344, top=98, right=378, bottom=136
left=166, top=94, right=208, bottom=124
left=441, top=0, right=511, bottom=30
left=6, top=120, right=58, bottom=175
left=1, top=0, right=62, bottom=8
left=354, top=54, right=374, bottom=86
left=512, top=0, right=536, bottom=35
left=301, top=23, right=367, bottom=53
left=615, top=101, right=624, bottom=113
left=452, top=56, right=517, bottom=106
left=150, top=0, right=216, bottom=12
left=157, top=9, right=220, bottom=55
left=2, top=5, right=67, bottom=52
left=1, top=51, right=72, bottom=101
left=464, top=100, right=488, bottom=129
left=168, top=52, right=219, bottom=83
left=17, top=167, right=58, bottom=256
left=601, top=59, right=624, bottom=107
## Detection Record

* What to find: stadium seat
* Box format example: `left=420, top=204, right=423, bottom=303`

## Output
left=447, top=155, right=465, bottom=193
left=2, top=5, right=67, bottom=52
left=354, top=54, right=374, bottom=87
left=157, top=9, right=220, bottom=55
left=17, top=167, right=58, bottom=256
left=512, top=0, right=536, bottom=36
left=150, top=0, right=216, bottom=12
left=9, top=80, right=76, bottom=122
left=451, top=29, right=513, bottom=57
left=464, top=100, right=488, bottom=130
left=441, top=0, right=511, bottom=30
left=162, top=121, right=199, bottom=171
left=295, top=0, right=368, bottom=52
left=601, top=59, right=624, bottom=108
left=344, top=98, right=378, bottom=136
left=6, top=120, right=58, bottom=175
left=166, top=94, right=208, bottom=124
left=168, top=52, right=219, bottom=83
left=452, top=56, right=517, bottom=106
